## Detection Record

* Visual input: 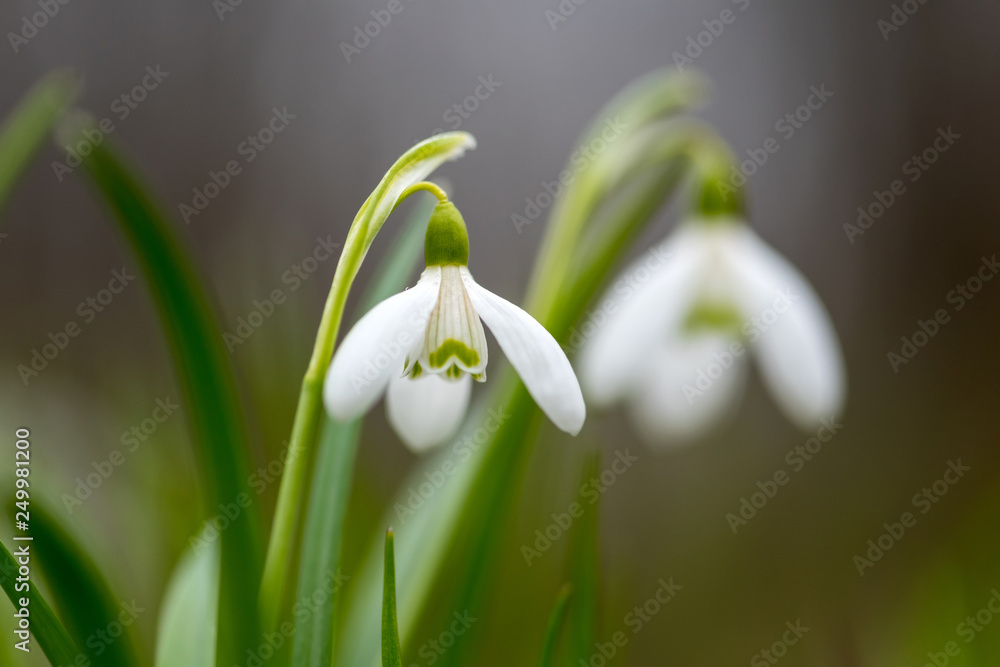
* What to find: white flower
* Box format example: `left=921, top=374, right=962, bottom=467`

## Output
left=324, top=202, right=585, bottom=452
left=580, top=218, right=845, bottom=447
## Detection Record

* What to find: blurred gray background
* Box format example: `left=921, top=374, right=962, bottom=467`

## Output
left=2, top=0, right=1000, bottom=665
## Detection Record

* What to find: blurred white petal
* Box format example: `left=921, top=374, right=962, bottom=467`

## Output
left=323, top=267, right=441, bottom=421
left=386, top=373, right=472, bottom=452
left=579, top=224, right=707, bottom=406
left=461, top=267, right=586, bottom=435
left=724, top=226, right=846, bottom=428
left=628, top=333, right=748, bottom=448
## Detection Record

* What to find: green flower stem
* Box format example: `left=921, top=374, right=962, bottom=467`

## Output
left=259, top=133, right=474, bottom=630
left=397, top=181, right=448, bottom=205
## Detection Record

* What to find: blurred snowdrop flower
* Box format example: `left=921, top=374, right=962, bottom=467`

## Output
left=325, top=196, right=585, bottom=452
left=580, top=190, right=845, bottom=447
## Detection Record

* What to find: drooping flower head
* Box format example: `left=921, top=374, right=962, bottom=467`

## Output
left=580, top=148, right=846, bottom=446
left=324, top=193, right=586, bottom=451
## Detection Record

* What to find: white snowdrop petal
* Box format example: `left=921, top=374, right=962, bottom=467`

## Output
left=579, top=224, right=708, bottom=406
left=628, top=333, right=747, bottom=448
left=386, top=373, right=472, bottom=453
left=323, top=267, right=441, bottom=421
left=460, top=268, right=586, bottom=435
left=724, top=227, right=846, bottom=428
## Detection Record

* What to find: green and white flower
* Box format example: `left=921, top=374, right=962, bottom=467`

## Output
left=580, top=214, right=846, bottom=447
left=325, top=198, right=586, bottom=451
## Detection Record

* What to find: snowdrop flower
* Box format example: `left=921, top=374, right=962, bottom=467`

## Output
left=324, top=196, right=585, bottom=451
left=580, top=214, right=845, bottom=447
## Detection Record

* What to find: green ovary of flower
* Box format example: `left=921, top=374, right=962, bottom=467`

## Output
left=424, top=201, right=470, bottom=266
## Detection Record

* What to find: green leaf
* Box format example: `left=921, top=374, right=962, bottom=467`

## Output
left=10, top=499, right=141, bottom=667
left=539, top=584, right=573, bottom=667
left=0, top=70, right=78, bottom=216
left=565, top=455, right=601, bottom=666
left=292, top=190, right=435, bottom=667
left=260, top=134, right=475, bottom=630
left=155, top=535, right=220, bottom=667
left=0, top=539, right=80, bottom=666
left=382, top=529, right=402, bottom=667
left=62, top=116, right=263, bottom=667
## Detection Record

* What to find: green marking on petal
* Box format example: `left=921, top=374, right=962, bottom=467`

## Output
left=409, top=361, right=423, bottom=378
left=683, top=301, right=743, bottom=335
left=428, top=339, right=480, bottom=370
left=424, top=201, right=470, bottom=266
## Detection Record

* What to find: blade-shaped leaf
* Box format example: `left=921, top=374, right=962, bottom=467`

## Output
left=292, top=192, right=435, bottom=667
left=155, top=536, right=220, bottom=667
left=0, top=70, right=78, bottom=216
left=539, top=584, right=573, bottom=667
left=566, top=455, right=601, bottom=666
left=10, top=499, right=140, bottom=667
left=61, top=115, right=262, bottom=667
left=382, top=529, right=402, bottom=667
left=0, top=539, right=80, bottom=666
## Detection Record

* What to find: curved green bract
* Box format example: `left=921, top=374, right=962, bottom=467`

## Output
left=424, top=201, right=469, bottom=266
left=63, top=115, right=262, bottom=667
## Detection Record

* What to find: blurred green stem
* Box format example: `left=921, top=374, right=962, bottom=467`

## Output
left=0, top=70, right=78, bottom=217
